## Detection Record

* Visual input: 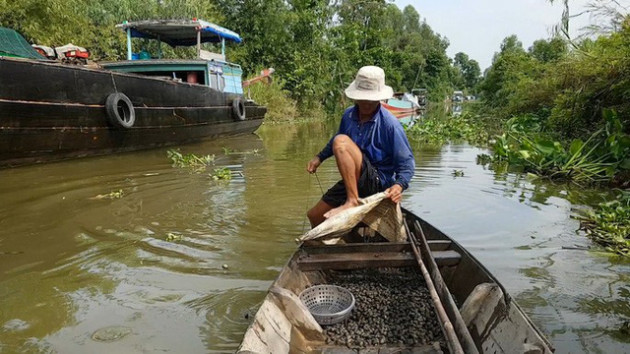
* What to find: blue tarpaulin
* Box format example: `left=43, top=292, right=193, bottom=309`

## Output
left=119, top=19, right=242, bottom=47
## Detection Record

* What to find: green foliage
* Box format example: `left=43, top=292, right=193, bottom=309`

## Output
left=482, top=110, right=630, bottom=184
left=166, top=232, right=182, bottom=242
left=579, top=191, right=630, bottom=256
left=479, top=21, right=630, bottom=140
left=247, top=78, right=299, bottom=122
left=90, top=189, right=124, bottom=200
left=406, top=112, right=490, bottom=146
left=217, top=1, right=468, bottom=111
left=453, top=52, right=481, bottom=90
left=528, top=37, right=567, bottom=63
left=211, top=167, right=232, bottom=181
left=167, top=149, right=215, bottom=173
left=0, top=0, right=220, bottom=60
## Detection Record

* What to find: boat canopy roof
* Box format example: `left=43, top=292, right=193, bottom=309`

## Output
left=0, top=27, right=46, bottom=60
left=117, top=19, right=242, bottom=46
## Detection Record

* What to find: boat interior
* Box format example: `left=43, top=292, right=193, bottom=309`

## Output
left=238, top=210, right=554, bottom=354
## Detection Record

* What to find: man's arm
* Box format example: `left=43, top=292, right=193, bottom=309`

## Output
left=317, top=136, right=335, bottom=162
left=391, top=124, right=415, bottom=190
left=385, top=123, right=415, bottom=203
left=307, top=109, right=350, bottom=173
left=317, top=109, right=351, bottom=162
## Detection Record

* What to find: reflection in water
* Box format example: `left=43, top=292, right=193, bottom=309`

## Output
left=0, top=120, right=628, bottom=353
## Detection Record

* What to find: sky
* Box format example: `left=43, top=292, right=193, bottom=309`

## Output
left=393, top=0, right=604, bottom=70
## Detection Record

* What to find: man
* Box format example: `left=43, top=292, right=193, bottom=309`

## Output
left=306, top=66, right=415, bottom=227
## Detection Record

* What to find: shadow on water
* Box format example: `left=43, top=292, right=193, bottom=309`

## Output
left=0, top=120, right=628, bottom=353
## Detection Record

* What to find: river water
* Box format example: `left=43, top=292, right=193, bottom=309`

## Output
left=0, top=121, right=628, bottom=353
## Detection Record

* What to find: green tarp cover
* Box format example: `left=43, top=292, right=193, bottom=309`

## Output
left=0, top=27, right=45, bottom=59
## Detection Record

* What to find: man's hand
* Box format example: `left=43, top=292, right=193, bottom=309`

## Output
left=307, top=156, right=321, bottom=174
left=385, top=184, right=403, bottom=203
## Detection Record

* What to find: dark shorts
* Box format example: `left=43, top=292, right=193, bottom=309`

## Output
left=322, top=154, right=383, bottom=207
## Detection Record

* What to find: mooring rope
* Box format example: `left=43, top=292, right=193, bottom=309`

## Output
left=301, top=173, right=312, bottom=234
left=110, top=72, right=118, bottom=93
left=314, top=171, right=324, bottom=195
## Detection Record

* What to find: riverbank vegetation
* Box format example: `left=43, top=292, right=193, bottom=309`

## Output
left=405, top=111, right=490, bottom=146
left=476, top=19, right=630, bottom=185
left=474, top=4, right=630, bottom=254
left=579, top=191, right=630, bottom=257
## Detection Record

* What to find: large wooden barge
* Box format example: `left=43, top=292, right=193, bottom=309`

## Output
left=0, top=20, right=266, bottom=168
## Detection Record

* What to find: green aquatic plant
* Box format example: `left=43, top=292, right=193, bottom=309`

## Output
left=482, top=110, right=630, bottom=185
left=108, top=189, right=124, bottom=199
left=222, top=147, right=260, bottom=155
left=211, top=167, right=233, bottom=181
left=90, top=189, right=124, bottom=200
left=167, top=149, right=215, bottom=173
left=476, top=154, right=493, bottom=165
left=166, top=233, right=182, bottom=242
left=579, top=191, right=630, bottom=256
left=406, top=112, right=490, bottom=146
left=452, top=170, right=465, bottom=177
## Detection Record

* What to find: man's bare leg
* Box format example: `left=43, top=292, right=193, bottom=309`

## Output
left=307, top=199, right=334, bottom=227
left=323, top=134, right=363, bottom=219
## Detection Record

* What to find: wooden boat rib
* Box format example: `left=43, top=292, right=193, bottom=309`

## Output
left=238, top=209, right=554, bottom=353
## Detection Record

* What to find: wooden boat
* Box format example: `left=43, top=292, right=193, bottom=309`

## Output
left=383, top=92, right=425, bottom=126
left=238, top=209, right=554, bottom=353
left=383, top=96, right=418, bottom=120
left=0, top=20, right=266, bottom=168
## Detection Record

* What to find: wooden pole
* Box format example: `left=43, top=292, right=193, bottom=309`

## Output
left=157, top=35, right=162, bottom=59
left=197, top=29, right=201, bottom=58
left=126, top=25, right=132, bottom=60
left=412, top=218, right=480, bottom=354
left=403, top=220, right=464, bottom=354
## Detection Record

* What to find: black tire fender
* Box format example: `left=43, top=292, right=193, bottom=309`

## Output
left=232, top=98, right=246, bottom=121
left=105, top=93, right=135, bottom=129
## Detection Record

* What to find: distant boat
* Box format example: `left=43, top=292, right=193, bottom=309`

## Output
left=453, top=90, right=465, bottom=103
left=383, top=91, right=424, bottom=126
left=0, top=20, right=266, bottom=168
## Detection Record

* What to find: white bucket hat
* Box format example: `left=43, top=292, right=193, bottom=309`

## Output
left=344, top=66, right=394, bottom=101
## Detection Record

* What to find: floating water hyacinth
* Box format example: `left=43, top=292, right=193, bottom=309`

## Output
left=167, top=149, right=215, bottom=173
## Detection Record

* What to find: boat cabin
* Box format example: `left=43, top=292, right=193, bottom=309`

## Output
left=102, top=19, right=244, bottom=95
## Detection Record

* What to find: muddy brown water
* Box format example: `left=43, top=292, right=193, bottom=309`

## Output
left=0, top=120, right=628, bottom=353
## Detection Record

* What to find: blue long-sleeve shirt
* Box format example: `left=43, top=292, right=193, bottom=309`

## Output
left=317, top=105, right=415, bottom=190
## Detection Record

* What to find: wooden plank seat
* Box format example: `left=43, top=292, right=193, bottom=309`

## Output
left=297, top=245, right=461, bottom=271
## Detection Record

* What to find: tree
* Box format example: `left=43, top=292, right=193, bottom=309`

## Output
left=453, top=52, right=481, bottom=90
left=479, top=35, right=535, bottom=106
left=529, top=37, right=567, bottom=62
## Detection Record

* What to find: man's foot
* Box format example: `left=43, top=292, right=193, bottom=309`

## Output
left=323, top=200, right=359, bottom=219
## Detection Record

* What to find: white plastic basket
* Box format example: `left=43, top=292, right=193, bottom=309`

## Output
left=299, top=285, right=355, bottom=325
